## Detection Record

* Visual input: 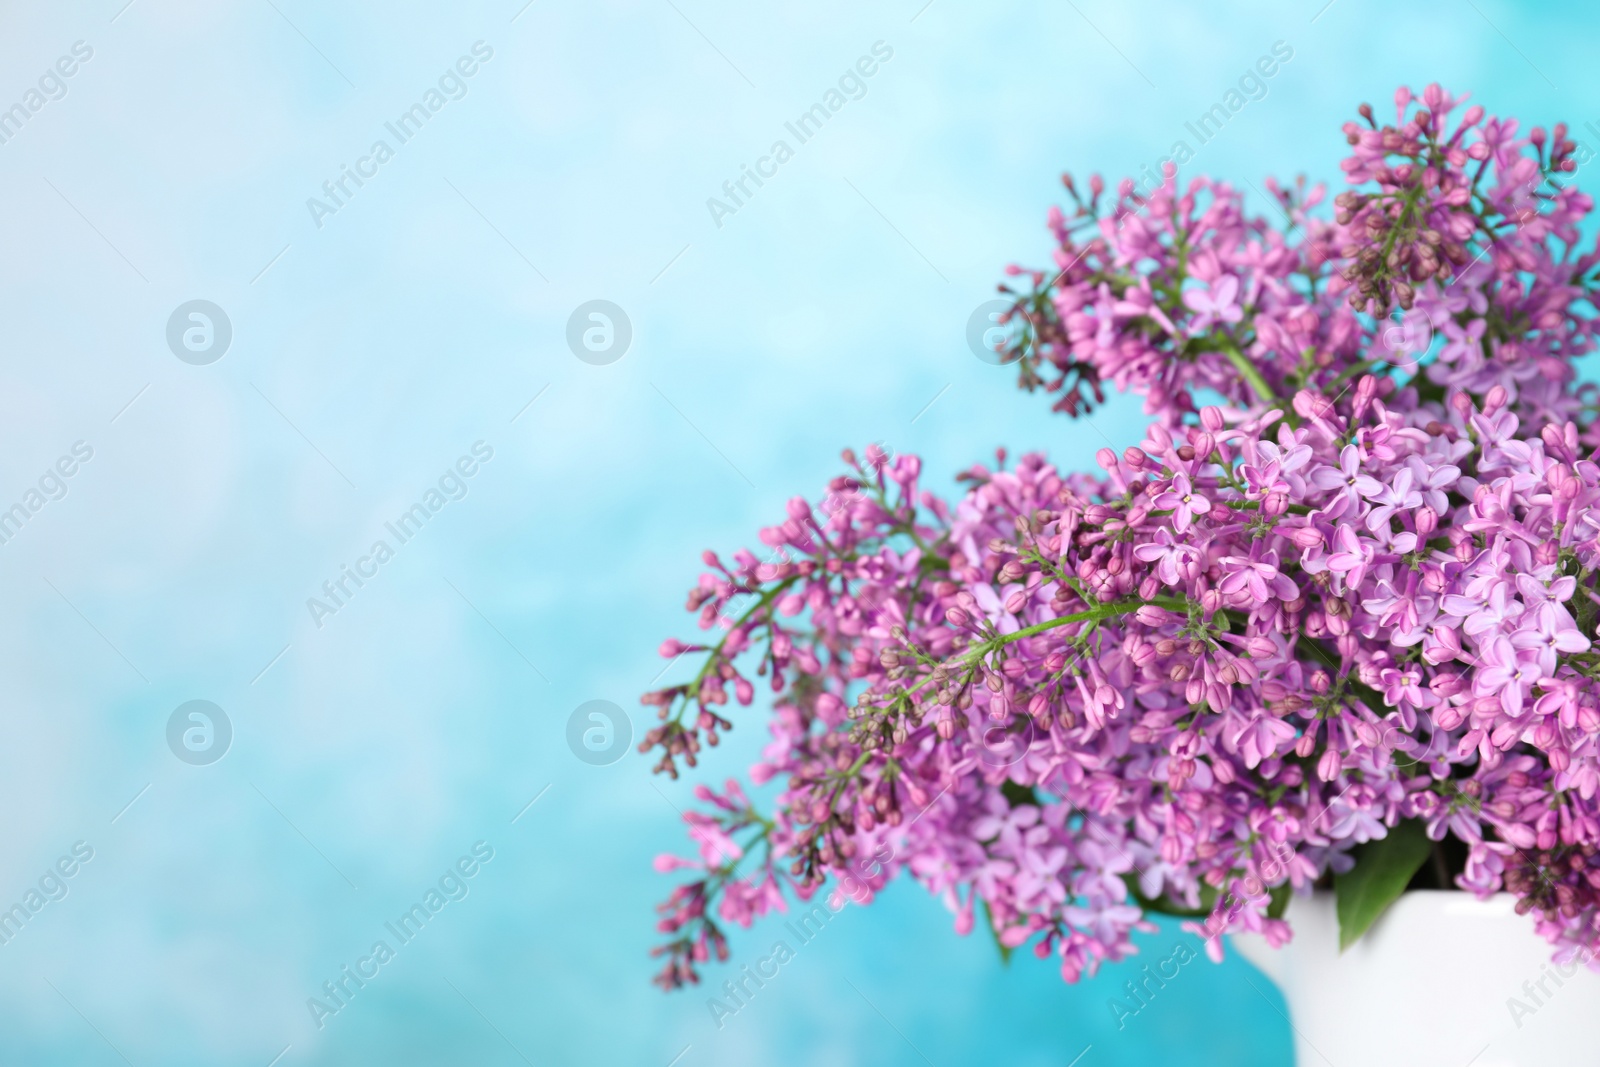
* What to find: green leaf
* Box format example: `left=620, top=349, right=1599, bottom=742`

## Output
left=1000, top=780, right=1039, bottom=809
left=1334, top=818, right=1431, bottom=952
left=1266, top=880, right=1292, bottom=920
left=981, top=900, right=1012, bottom=966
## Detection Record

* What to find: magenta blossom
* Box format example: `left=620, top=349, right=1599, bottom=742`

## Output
left=643, top=85, right=1600, bottom=994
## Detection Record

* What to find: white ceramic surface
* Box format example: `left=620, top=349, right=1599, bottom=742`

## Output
left=1231, top=890, right=1600, bottom=1066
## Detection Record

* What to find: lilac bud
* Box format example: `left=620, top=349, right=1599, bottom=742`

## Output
left=1542, top=424, right=1568, bottom=457
left=1245, top=637, right=1277, bottom=659
left=1294, top=390, right=1334, bottom=420
left=1290, top=526, right=1325, bottom=549
left=1353, top=374, right=1378, bottom=411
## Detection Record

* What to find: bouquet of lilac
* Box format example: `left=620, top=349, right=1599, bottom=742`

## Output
left=642, top=85, right=1600, bottom=993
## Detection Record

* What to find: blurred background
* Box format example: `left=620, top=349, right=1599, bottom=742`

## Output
left=0, top=0, right=1589, bottom=1063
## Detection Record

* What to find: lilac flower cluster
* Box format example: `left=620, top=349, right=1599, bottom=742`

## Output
left=644, top=86, right=1600, bottom=992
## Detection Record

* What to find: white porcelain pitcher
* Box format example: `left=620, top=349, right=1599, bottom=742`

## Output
left=1230, top=890, right=1600, bottom=1066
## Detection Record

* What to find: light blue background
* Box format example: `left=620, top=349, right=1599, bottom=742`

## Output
left=0, top=0, right=1588, bottom=1063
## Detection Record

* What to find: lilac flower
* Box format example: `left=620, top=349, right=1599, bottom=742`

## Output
left=1325, top=524, right=1376, bottom=593
left=1378, top=666, right=1435, bottom=712
left=1405, top=455, right=1461, bottom=513
left=1323, top=786, right=1391, bottom=844
left=645, top=87, right=1600, bottom=994
left=1364, top=467, right=1424, bottom=533
left=1376, top=309, right=1434, bottom=372
left=1516, top=574, right=1577, bottom=619
left=1223, top=710, right=1298, bottom=768
left=1244, top=428, right=1315, bottom=497
left=1182, top=274, right=1244, bottom=335
left=1510, top=607, right=1590, bottom=675
left=971, top=582, right=1024, bottom=635
left=1218, top=552, right=1299, bottom=603
left=1443, top=582, right=1519, bottom=639
left=1152, top=474, right=1211, bottom=532
left=1477, top=637, right=1541, bottom=715
left=1134, top=527, right=1202, bottom=585
left=1309, top=444, right=1384, bottom=519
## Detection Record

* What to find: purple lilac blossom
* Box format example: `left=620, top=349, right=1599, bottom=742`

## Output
left=642, top=85, right=1600, bottom=991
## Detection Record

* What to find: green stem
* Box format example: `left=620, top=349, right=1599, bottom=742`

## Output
left=926, top=595, right=1186, bottom=692
left=996, top=594, right=1185, bottom=646
left=1218, top=338, right=1276, bottom=406
left=671, top=575, right=802, bottom=723
left=1325, top=358, right=1377, bottom=392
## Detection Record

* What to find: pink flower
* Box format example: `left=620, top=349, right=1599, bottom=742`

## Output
left=1364, top=467, right=1423, bottom=533
left=1134, top=527, right=1202, bottom=585
left=1224, top=711, right=1297, bottom=768
left=1443, top=583, right=1518, bottom=639
left=1324, top=524, right=1376, bottom=593
left=1405, top=455, right=1461, bottom=513
left=644, top=87, right=1600, bottom=993
left=1218, top=553, right=1299, bottom=602
left=1152, top=474, right=1212, bottom=533
left=1182, top=275, right=1244, bottom=334
left=1510, top=606, right=1591, bottom=676
left=1310, top=444, right=1385, bottom=519
left=1477, top=637, right=1540, bottom=716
